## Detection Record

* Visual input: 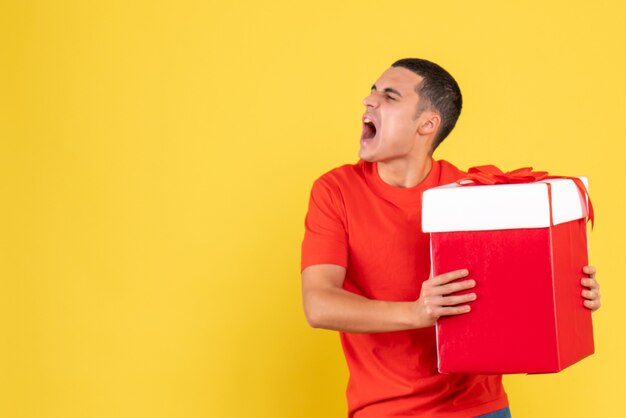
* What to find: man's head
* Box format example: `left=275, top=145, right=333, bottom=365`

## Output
left=392, top=58, right=462, bottom=149
left=359, top=58, right=462, bottom=164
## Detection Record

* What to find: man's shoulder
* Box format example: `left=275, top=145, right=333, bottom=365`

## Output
left=313, top=160, right=366, bottom=188
left=437, top=159, right=467, bottom=184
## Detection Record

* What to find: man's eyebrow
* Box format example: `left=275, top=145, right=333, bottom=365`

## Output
left=371, top=84, right=403, bottom=97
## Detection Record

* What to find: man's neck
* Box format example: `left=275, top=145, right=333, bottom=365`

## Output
left=376, top=154, right=433, bottom=188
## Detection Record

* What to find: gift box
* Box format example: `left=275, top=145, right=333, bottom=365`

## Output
left=421, top=167, right=594, bottom=374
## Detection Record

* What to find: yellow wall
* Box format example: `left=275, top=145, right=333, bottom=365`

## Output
left=2, top=1, right=625, bottom=417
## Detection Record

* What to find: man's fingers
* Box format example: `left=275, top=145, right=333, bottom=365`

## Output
left=580, top=272, right=601, bottom=312
left=584, top=299, right=601, bottom=311
left=420, top=269, right=476, bottom=322
left=438, top=305, right=472, bottom=316
left=581, top=289, right=599, bottom=300
left=581, top=277, right=600, bottom=290
left=582, top=265, right=596, bottom=277
left=440, top=293, right=477, bottom=307
left=422, top=278, right=475, bottom=298
left=432, top=279, right=475, bottom=297
left=431, top=269, right=470, bottom=286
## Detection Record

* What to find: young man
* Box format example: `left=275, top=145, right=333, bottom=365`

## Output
left=300, top=58, right=601, bottom=418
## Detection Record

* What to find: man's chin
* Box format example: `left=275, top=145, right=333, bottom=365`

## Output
left=359, top=136, right=380, bottom=162
left=358, top=149, right=375, bottom=162
left=360, top=156, right=377, bottom=163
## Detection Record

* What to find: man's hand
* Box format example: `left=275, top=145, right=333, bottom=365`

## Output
left=581, top=265, right=601, bottom=311
left=412, top=269, right=476, bottom=328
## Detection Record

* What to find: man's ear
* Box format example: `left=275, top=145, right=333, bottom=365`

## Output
left=417, top=112, right=441, bottom=136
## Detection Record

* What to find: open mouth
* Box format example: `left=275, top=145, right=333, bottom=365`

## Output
left=361, top=116, right=377, bottom=141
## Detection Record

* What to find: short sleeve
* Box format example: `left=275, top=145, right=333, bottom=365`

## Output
left=301, top=177, right=348, bottom=272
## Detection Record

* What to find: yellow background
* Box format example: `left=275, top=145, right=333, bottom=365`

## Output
left=2, top=1, right=625, bottom=417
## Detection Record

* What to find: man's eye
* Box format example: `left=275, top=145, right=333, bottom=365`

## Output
left=386, top=95, right=396, bottom=101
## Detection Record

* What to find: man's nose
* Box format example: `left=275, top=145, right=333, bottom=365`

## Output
left=362, top=92, right=379, bottom=108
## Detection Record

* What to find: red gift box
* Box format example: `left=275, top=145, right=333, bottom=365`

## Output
left=422, top=174, right=594, bottom=374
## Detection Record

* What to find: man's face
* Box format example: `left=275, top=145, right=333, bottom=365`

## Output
left=359, top=66, right=428, bottom=163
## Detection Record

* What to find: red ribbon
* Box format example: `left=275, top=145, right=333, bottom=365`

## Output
left=457, top=165, right=594, bottom=228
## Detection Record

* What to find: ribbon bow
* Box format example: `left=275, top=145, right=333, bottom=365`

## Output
left=458, top=165, right=548, bottom=185
left=457, top=165, right=594, bottom=228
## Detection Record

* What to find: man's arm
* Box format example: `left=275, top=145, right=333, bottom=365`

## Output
left=301, top=264, right=476, bottom=333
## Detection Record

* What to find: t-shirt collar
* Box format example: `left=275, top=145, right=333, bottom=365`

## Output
left=362, top=158, right=441, bottom=207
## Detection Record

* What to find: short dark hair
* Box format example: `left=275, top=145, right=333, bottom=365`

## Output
left=391, top=58, right=462, bottom=150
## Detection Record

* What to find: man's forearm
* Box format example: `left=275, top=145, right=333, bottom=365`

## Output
left=303, top=287, right=424, bottom=333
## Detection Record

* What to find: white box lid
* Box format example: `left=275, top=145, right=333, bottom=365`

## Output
left=422, top=177, right=589, bottom=232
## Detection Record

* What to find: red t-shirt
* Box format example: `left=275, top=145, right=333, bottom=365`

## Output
left=301, top=159, right=508, bottom=418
